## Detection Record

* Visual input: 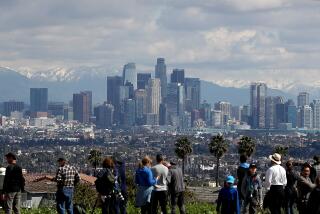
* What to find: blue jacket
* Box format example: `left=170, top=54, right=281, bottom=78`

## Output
left=135, top=167, right=157, bottom=187
left=217, top=186, right=240, bottom=214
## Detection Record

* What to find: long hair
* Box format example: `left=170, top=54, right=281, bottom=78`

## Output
left=139, top=156, right=152, bottom=168
left=102, top=157, right=114, bottom=169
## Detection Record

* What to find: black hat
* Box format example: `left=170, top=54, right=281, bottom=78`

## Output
left=5, top=153, right=16, bottom=160
left=170, top=161, right=177, bottom=166
left=249, top=163, right=257, bottom=169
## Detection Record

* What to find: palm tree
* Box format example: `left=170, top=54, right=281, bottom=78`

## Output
left=274, top=145, right=289, bottom=157
left=88, top=149, right=102, bottom=176
left=208, top=134, right=228, bottom=187
left=238, top=136, right=256, bottom=157
left=175, top=137, right=193, bottom=175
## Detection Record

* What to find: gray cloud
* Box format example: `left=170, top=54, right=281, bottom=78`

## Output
left=0, top=0, right=320, bottom=87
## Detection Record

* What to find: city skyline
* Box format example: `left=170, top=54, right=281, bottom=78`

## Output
left=0, top=1, right=320, bottom=89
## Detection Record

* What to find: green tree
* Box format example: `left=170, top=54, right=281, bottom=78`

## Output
left=274, top=145, right=289, bottom=157
left=238, top=136, right=256, bottom=157
left=88, top=149, right=102, bottom=175
left=208, top=134, right=228, bottom=187
left=74, top=183, right=98, bottom=210
left=175, top=137, right=193, bottom=175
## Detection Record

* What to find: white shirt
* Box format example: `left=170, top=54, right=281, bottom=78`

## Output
left=264, top=164, right=287, bottom=190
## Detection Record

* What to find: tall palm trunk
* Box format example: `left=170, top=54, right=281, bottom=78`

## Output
left=216, top=157, right=220, bottom=187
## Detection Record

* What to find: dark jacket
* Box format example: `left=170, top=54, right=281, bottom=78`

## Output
left=237, top=163, right=249, bottom=199
left=95, top=168, right=115, bottom=195
left=168, top=166, right=185, bottom=194
left=3, top=164, right=25, bottom=193
left=308, top=187, right=320, bottom=214
left=297, top=176, right=314, bottom=202
left=217, top=186, right=240, bottom=214
left=241, top=172, right=262, bottom=204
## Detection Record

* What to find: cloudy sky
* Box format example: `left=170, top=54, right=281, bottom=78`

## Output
left=1, top=0, right=320, bottom=88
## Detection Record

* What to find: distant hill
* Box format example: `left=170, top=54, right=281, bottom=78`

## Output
left=0, top=67, right=298, bottom=105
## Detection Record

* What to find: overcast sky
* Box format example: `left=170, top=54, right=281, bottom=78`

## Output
left=1, top=0, right=320, bottom=87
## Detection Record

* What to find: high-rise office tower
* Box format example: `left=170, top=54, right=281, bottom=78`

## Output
left=146, top=79, right=161, bottom=123
left=171, top=69, right=185, bottom=84
left=214, top=101, right=231, bottom=125
left=155, top=58, right=167, bottom=101
left=297, top=105, right=313, bottom=129
left=231, top=106, right=241, bottom=121
left=211, top=110, right=222, bottom=128
left=123, top=63, right=137, bottom=89
left=122, top=99, right=136, bottom=126
left=94, top=103, right=114, bottom=129
left=137, top=73, right=151, bottom=90
left=48, top=102, right=66, bottom=117
left=185, top=78, right=201, bottom=111
left=285, top=99, right=297, bottom=128
left=107, top=76, right=123, bottom=123
left=30, top=88, right=48, bottom=113
left=3, top=101, right=24, bottom=116
left=135, top=89, right=147, bottom=125
left=167, top=83, right=184, bottom=126
left=250, top=83, right=267, bottom=129
left=73, top=91, right=91, bottom=123
left=240, top=105, right=250, bottom=124
left=311, top=100, right=320, bottom=129
left=297, top=92, right=310, bottom=107
left=200, top=101, right=212, bottom=126
left=191, top=109, right=201, bottom=127
left=159, top=103, right=167, bottom=125
left=265, top=96, right=284, bottom=129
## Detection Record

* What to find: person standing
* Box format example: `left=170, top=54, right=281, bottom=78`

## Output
left=54, top=157, right=80, bottom=214
left=241, top=164, right=262, bottom=214
left=95, top=157, right=117, bottom=214
left=296, top=164, right=315, bottom=214
left=216, top=175, right=240, bottom=214
left=308, top=176, right=320, bottom=214
left=3, top=153, right=25, bottom=214
left=135, top=156, right=157, bottom=214
left=264, top=153, right=287, bottom=214
left=310, top=156, right=320, bottom=183
left=151, top=154, right=169, bottom=214
left=167, top=161, right=185, bottom=214
left=237, top=155, right=250, bottom=205
left=113, top=155, right=127, bottom=214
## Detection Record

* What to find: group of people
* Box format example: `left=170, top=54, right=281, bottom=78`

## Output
left=217, top=153, right=320, bottom=214
left=134, top=154, right=185, bottom=214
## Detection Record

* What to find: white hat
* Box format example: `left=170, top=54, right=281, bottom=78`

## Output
left=269, top=153, right=282, bottom=165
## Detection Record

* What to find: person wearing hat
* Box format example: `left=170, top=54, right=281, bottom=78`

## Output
left=264, top=153, right=287, bottom=214
left=241, top=164, right=262, bottom=214
left=151, top=154, right=169, bottom=214
left=167, top=161, right=185, bottom=214
left=3, top=152, right=25, bottom=214
left=216, top=175, right=240, bottom=214
left=54, top=157, right=80, bottom=214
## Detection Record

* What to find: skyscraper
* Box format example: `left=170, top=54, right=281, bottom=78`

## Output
left=135, top=89, right=147, bottom=125
left=265, top=96, right=284, bottom=129
left=30, top=88, right=48, bottom=113
left=146, top=79, right=161, bottom=122
left=122, top=99, right=136, bottom=126
left=137, top=73, right=151, bottom=89
left=167, top=83, right=184, bottom=126
left=297, top=92, right=310, bottom=107
left=48, top=102, right=65, bottom=117
left=171, top=69, right=185, bottom=84
left=311, top=100, right=320, bottom=129
left=3, top=101, right=24, bottom=116
left=107, top=76, right=122, bottom=123
left=155, top=58, right=167, bottom=101
left=185, top=78, right=201, bottom=111
left=94, top=103, right=114, bottom=129
left=123, top=63, right=137, bottom=89
left=297, top=105, right=313, bottom=129
left=285, top=99, right=297, bottom=128
left=250, top=83, right=267, bottom=129
left=73, top=91, right=91, bottom=123
left=214, top=101, right=231, bottom=125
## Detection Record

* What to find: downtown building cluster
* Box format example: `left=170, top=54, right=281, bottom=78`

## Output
left=0, top=59, right=319, bottom=132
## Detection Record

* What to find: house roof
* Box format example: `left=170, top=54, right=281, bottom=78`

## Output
left=24, top=173, right=97, bottom=193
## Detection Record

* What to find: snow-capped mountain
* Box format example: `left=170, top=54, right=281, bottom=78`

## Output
left=17, top=66, right=120, bottom=82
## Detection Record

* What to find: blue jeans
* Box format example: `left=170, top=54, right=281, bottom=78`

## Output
left=56, top=187, right=74, bottom=214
